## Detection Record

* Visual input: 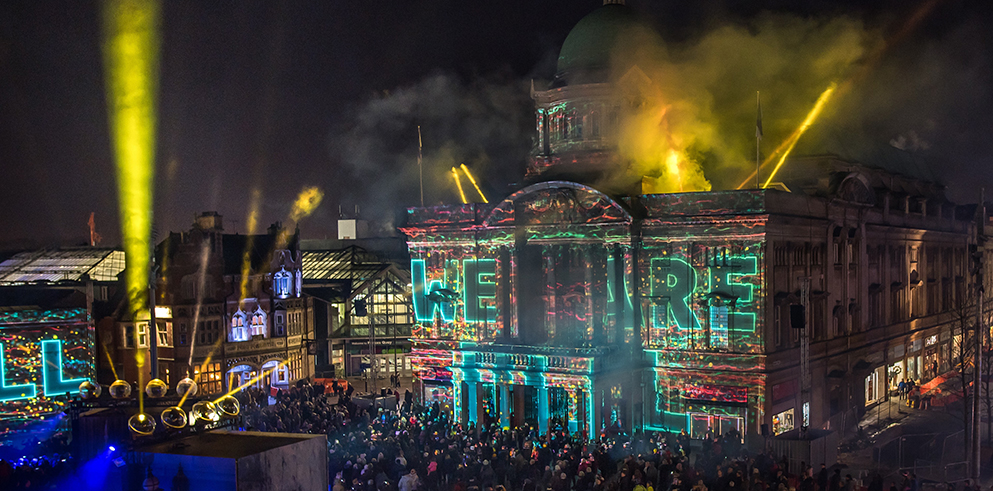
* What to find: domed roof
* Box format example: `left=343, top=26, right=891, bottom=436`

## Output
left=555, top=3, right=645, bottom=79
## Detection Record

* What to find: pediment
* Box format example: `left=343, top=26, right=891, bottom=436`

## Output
left=483, top=181, right=630, bottom=227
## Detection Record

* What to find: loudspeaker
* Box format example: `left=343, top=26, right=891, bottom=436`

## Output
left=761, top=424, right=770, bottom=436
left=790, top=304, right=806, bottom=329
left=354, top=298, right=368, bottom=317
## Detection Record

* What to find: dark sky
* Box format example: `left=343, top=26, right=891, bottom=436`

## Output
left=0, top=0, right=990, bottom=249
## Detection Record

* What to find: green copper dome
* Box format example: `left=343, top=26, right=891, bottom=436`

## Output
left=555, top=3, right=644, bottom=78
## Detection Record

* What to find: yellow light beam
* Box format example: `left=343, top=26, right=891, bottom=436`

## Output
left=459, top=164, right=488, bottom=204
left=102, top=343, right=119, bottom=381
left=180, top=336, right=224, bottom=407
left=761, top=83, right=837, bottom=189
left=289, top=186, right=324, bottom=223
left=739, top=0, right=943, bottom=191
left=276, top=185, right=325, bottom=249
left=665, top=150, right=684, bottom=193
left=188, top=242, right=211, bottom=372
left=451, top=167, right=467, bottom=204
left=238, top=188, right=262, bottom=305
left=102, top=0, right=161, bottom=415
left=214, top=363, right=284, bottom=401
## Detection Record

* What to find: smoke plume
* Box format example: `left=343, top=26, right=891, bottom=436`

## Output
left=607, top=14, right=876, bottom=192
left=328, top=73, right=532, bottom=228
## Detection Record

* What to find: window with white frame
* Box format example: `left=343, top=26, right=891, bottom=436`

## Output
left=251, top=307, right=267, bottom=338
left=231, top=310, right=248, bottom=341
left=709, top=305, right=729, bottom=350
left=156, top=321, right=172, bottom=347
left=136, top=323, right=149, bottom=348
left=273, top=268, right=292, bottom=298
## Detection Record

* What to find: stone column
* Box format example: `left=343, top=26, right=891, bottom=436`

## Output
left=568, top=389, right=579, bottom=433
left=537, top=386, right=549, bottom=435
left=500, top=384, right=511, bottom=429
left=453, top=380, right=465, bottom=425
left=581, top=388, right=594, bottom=441
left=467, top=381, right=478, bottom=424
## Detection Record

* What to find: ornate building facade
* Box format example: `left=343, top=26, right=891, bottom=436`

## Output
left=111, top=212, right=319, bottom=395
left=402, top=2, right=978, bottom=442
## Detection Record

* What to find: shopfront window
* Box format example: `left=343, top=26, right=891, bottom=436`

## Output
left=772, top=408, right=794, bottom=435
left=688, top=413, right=743, bottom=441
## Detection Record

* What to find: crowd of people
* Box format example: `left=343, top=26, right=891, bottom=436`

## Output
left=237, top=380, right=933, bottom=491
left=0, top=377, right=973, bottom=491
left=0, top=453, right=76, bottom=489
left=895, top=379, right=935, bottom=410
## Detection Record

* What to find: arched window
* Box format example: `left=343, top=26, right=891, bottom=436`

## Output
left=273, top=268, right=292, bottom=298
left=231, top=310, right=248, bottom=341
left=251, top=307, right=267, bottom=338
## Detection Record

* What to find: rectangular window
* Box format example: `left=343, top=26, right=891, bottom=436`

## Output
left=180, top=333, right=187, bottom=346
left=709, top=305, right=729, bottom=350
left=195, top=361, right=222, bottom=395
left=136, top=323, right=148, bottom=348
left=157, top=321, right=172, bottom=347
left=774, top=306, right=782, bottom=347
left=123, top=324, right=135, bottom=349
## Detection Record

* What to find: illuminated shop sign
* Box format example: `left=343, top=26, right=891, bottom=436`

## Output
left=772, top=408, right=794, bottom=435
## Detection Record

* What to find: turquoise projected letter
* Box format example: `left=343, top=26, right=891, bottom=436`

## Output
left=708, top=255, right=758, bottom=334
left=42, top=340, right=86, bottom=397
left=650, top=258, right=701, bottom=340
left=606, top=256, right=634, bottom=325
left=463, top=259, right=497, bottom=324
left=0, top=342, right=36, bottom=401
left=411, top=259, right=455, bottom=323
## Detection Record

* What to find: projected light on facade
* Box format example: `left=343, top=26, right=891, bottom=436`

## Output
left=403, top=181, right=769, bottom=437
left=0, top=309, right=95, bottom=420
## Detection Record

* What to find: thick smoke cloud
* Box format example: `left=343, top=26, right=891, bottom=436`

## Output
left=606, top=8, right=993, bottom=198
left=329, top=5, right=992, bottom=220
left=328, top=73, right=532, bottom=231
left=607, top=15, right=877, bottom=192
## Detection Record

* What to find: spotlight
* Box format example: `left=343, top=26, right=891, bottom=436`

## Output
left=108, top=445, right=116, bottom=452
left=216, top=395, right=240, bottom=417
left=191, top=401, right=220, bottom=423
left=128, top=412, right=156, bottom=435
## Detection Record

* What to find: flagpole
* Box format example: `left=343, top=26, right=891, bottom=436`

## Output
left=756, top=91, right=762, bottom=190
left=418, top=125, right=424, bottom=207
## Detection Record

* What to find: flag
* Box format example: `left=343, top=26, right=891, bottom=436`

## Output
left=756, top=91, right=763, bottom=141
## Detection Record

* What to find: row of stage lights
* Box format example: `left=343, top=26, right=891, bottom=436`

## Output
left=77, top=377, right=240, bottom=436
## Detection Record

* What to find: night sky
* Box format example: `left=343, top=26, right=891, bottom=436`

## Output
left=0, top=0, right=990, bottom=249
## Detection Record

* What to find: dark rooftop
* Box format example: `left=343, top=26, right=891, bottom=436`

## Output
left=135, top=430, right=323, bottom=460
